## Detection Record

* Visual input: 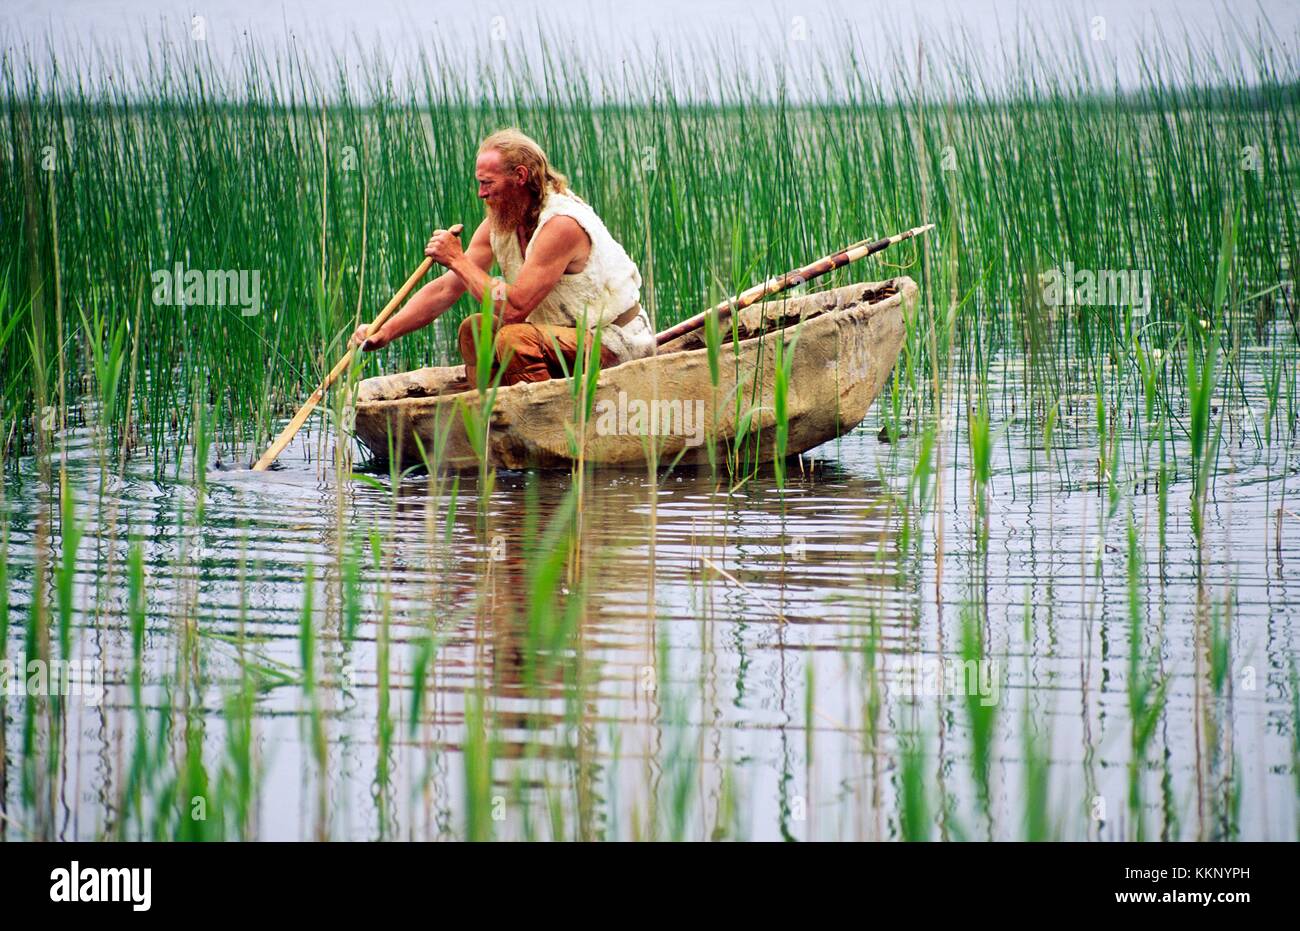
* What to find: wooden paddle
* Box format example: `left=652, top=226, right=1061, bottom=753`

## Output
left=655, top=224, right=934, bottom=346
left=251, top=225, right=460, bottom=471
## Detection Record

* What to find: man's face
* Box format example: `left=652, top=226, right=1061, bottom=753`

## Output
left=476, top=150, right=530, bottom=232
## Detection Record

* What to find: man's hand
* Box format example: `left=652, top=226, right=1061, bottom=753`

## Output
left=426, top=227, right=464, bottom=268
left=349, top=323, right=389, bottom=351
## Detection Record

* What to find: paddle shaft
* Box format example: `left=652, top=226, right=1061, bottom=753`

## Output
left=251, top=227, right=458, bottom=470
left=654, top=224, right=934, bottom=346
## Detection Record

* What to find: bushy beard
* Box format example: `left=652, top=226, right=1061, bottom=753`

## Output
left=487, top=188, right=533, bottom=236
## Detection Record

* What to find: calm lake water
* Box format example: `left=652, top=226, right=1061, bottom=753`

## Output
left=2, top=339, right=1298, bottom=841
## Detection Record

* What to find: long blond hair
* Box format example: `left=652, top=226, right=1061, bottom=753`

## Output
left=478, top=128, right=580, bottom=228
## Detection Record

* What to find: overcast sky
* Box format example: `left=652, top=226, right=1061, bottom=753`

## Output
left=4, top=0, right=1296, bottom=99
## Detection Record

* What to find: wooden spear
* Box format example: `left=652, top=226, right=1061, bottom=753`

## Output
left=655, top=223, right=934, bottom=347
left=251, top=225, right=461, bottom=470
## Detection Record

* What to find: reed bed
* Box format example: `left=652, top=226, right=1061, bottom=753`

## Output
left=0, top=15, right=1297, bottom=841
left=1, top=20, right=1296, bottom=466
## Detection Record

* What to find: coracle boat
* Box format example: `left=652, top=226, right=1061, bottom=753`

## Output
left=352, top=276, right=916, bottom=470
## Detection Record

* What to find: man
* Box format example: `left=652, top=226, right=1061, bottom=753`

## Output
left=350, top=128, right=654, bottom=387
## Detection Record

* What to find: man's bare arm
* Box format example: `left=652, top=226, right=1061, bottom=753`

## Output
left=440, top=216, right=589, bottom=326
left=350, top=220, right=495, bottom=350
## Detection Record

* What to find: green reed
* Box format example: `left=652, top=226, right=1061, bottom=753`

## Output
left=118, top=534, right=151, bottom=838
left=1291, top=660, right=1300, bottom=840
left=702, top=303, right=723, bottom=476
left=342, top=535, right=363, bottom=646
left=553, top=307, right=602, bottom=458
left=299, top=561, right=329, bottom=838
left=1186, top=321, right=1223, bottom=554
left=960, top=606, right=997, bottom=832
left=0, top=509, right=7, bottom=840
left=1125, top=513, right=1167, bottom=841
left=1, top=19, right=1294, bottom=475
left=459, top=289, right=511, bottom=509
left=1020, top=594, right=1054, bottom=842
left=522, top=485, right=583, bottom=689
left=772, top=326, right=800, bottom=488
left=967, top=398, right=993, bottom=553
left=53, top=477, right=80, bottom=667
left=463, top=687, right=494, bottom=841
left=0, top=516, right=7, bottom=661
left=222, top=539, right=258, bottom=841
left=898, top=729, right=930, bottom=842
left=0, top=11, right=1296, bottom=845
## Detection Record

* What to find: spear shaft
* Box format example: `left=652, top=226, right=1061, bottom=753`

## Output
left=655, top=223, right=934, bottom=347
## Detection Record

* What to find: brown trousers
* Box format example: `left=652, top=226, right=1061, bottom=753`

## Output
left=457, top=313, right=618, bottom=388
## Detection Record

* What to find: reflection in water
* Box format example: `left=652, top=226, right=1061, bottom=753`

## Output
left=363, top=458, right=907, bottom=841
left=1, top=349, right=1298, bottom=839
